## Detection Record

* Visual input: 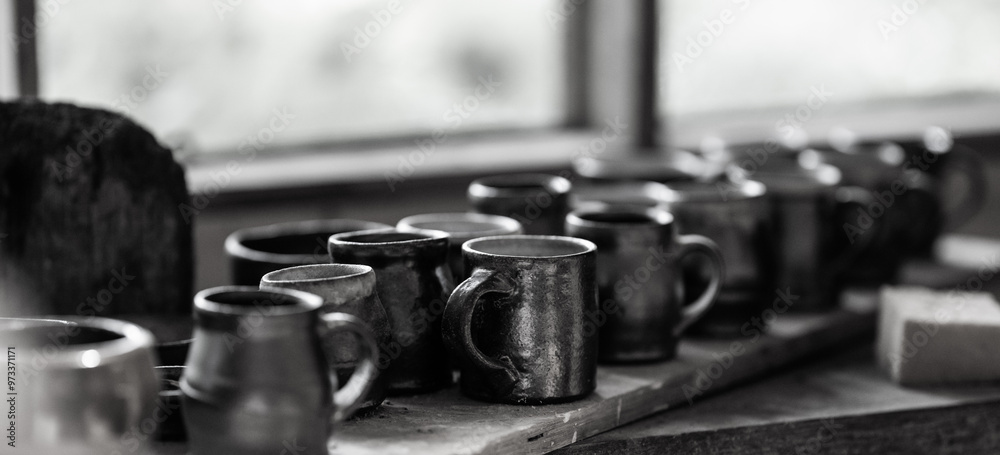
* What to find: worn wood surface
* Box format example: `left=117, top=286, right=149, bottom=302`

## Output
left=554, top=346, right=1000, bottom=455
left=0, top=101, right=192, bottom=316
left=323, top=298, right=876, bottom=455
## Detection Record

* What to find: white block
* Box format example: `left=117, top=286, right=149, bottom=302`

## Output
left=877, top=286, right=1000, bottom=385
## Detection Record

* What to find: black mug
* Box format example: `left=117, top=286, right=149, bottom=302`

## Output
left=467, top=173, right=571, bottom=236
left=442, top=235, right=598, bottom=404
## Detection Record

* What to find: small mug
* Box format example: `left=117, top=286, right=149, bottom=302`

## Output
left=565, top=207, right=724, bottom=362
left=328, top=229, right=454, bottom=394
left=467, top=173, right=571, bottom=235
left=442, top=235, right=598, bottom=404
left=181, top=287, right=379, bottom=455
left=0, top=317, right=159, bottom=454
left=225, top=219, right=390, bottom=285
left=396, top=212, right=523, bottom=282
left=260, top=264, right=394, bottom=411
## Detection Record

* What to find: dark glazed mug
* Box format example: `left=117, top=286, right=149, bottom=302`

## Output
left=328, top=229, right=454, bottom=394
left=260, top=264, right=394, bottom=411
left=565, top=207, right=724, bottom=361
left=396, top=212, right=523, bottom=282
left=180, top=287, right=378, bottom=455
left=442, top=235, right=598, bottom=404
left=467, top=173, right=571, bottom=235
left=660, top=179, right=775, bottom=337
left=225, top=219, right=390, bottom=285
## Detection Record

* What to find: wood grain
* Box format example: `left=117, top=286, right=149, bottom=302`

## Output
left=327, top=299, right=877, bottom=455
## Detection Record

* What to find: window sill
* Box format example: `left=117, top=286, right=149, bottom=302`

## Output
left=183, top=129, right=601, bottom=197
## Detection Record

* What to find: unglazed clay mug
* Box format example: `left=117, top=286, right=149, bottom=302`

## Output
left=225, top=219, right=390, bottom=285
left=565, top=207, right=724, bottom=362
left=181, top=287, right=378, bottom=455
left=328, top=229, right=454, bottom=394
left=0, top=317, right=159, bottom=454
left=442, top=235, right=598, bottom=404
left=260, top=264, right=393, bottom=411
left=396, top=212, right=523, bottom=282
left=467, top=173, right=571, bottom=235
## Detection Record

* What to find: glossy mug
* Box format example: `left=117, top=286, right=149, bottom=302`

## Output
left=442, top=235, right=598, bottom=404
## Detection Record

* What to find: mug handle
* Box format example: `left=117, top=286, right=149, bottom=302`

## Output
left=320, top=312, right=379, bottom=423
left=674, top=235, right=724, bottom=337
left=441, top=269, right=519, bottom=394
left=941, top=144, right=987, bottom=230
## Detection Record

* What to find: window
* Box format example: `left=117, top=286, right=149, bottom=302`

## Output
left=660, top=0, right=1000, bottom=144
left=33, top=0, right=566, bottom=156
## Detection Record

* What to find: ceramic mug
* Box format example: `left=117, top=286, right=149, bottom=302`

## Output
left=260, top=264, right=394, bottom=411
left=328, top=229, right=454, bottom=394
left=396, top=212, right=523, bottom=282
left=660, top=179, right=775, bottom=337
left=442, top=235, right=598, bottom=404
left=225, top=219, right=390, bottom=285
left=565, top=207, right=724, bottom=361
left=467, top=173, right=572, bottom=235
left=181, top=287, right=378, bottom=455
left=0, top=317, right=159, bottom=454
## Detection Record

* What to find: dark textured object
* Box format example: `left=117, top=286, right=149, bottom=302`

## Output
left=181, top=287, right=378, bottom=455
left=749, top=162, right=882, bottom=312
left=396, top=212, right=523, bottom=282
left=468, top=173, right=571, bottom=235
left=154, top=366, right=187, bottom=442
left=260, top=264, right=393, bottom=411
left=443, top=235, right=599, bottom=404
left=328, top=229, right=454, bottom=394
left=0, top=100, right=192, bottom=316
left=225, top=219, right=390, bottom=286
left=565, top=208, right=723, bottom=362
left=660, top=179, right=776, bottom=337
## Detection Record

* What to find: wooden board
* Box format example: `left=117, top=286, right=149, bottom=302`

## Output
left=554, top=346, right=1000, bottom=454
left=329, top=297, right=877, bottom=455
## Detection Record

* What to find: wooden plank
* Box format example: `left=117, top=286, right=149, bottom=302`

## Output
left=554, top=346, right=1000, bottom=454
left=329, top=298, right=877, bottom=455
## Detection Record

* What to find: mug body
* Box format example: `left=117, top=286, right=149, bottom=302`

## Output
left=260, top=264, right=393, bottom=411
left=328, top=229, right=454, bottom=393
left=454, top=235, right=598, bottom=403
left=181, top=287, right=333, bottom=455
left=0, top=317, right=158, bottom=454
left=468, top=174, right=571, bottom=235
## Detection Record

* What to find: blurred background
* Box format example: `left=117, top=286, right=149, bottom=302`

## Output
left=3, top=0, right=1000, bottom=289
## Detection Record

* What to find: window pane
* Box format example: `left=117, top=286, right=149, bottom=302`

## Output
left=661, top=0, right=1000, bottom=115
left=38, top=0, right=565, bottom=154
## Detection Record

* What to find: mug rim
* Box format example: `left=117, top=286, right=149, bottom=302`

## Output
left=329, top=227, right=449, bottom=246
left=397, top=213, right=523, bottom=238
left=225, top=219, right=390, bottom=264
left=463, top=235, right=597, bottom=260
left=566, top=206, right=674, bottom=229
left=194, top=285, right=323, bottom=316
left=468, top=173, right=572, bottom=199
left=663, top=179, right=766, bottom=203
left=260, top=263, right=373, bottom=285
left=0, top=316, right=154, bottom=369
